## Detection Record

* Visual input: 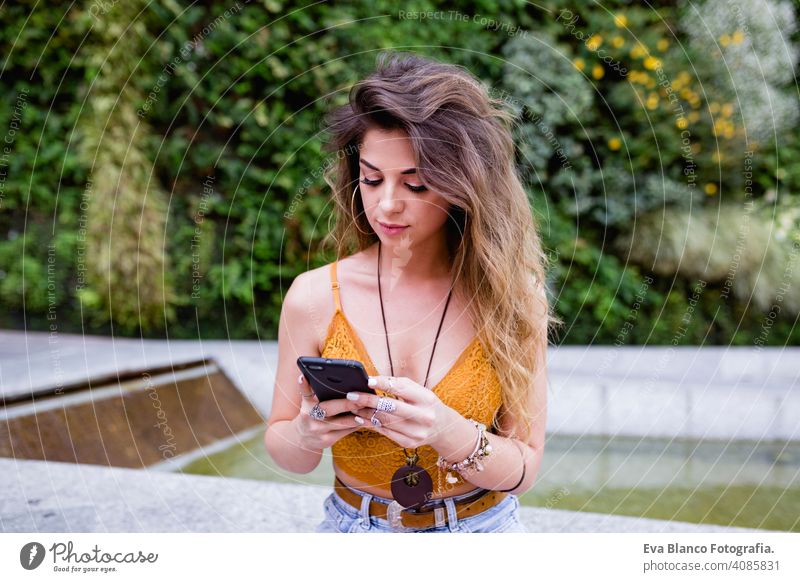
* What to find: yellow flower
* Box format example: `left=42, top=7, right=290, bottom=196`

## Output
left=608, top=137, right=622, bottom=150
left=657, top=39, right=669, bottom=52
left=732, top=30, right=745, bottom=45
left=722, top=103, right=734, bottom=117
left=680, top=88, right=692, bottom=99
left=631, top=43, right=648, bottom=59
left=587, top=34, right=603, bottom=51
left=676, top=117, right=688, bottom=129
left=688, top=111, right=700, bottom=123
left=646, top=97, right=658, bottom=110
left=612, top=35, right=625, bottom=48
left=713, top=120, right=734, bottom=138
left=573, top=58, right=585, bottom=71
left=709, top=102, right=720, bottom=114
left=720, top=33, right=731, bottom=47
left=592, top=64, right=605, bottom=79
left=614, top=14, right=628, bottom=28
left=645, top=78, right=655, bottom=88
left=643, top=56, right=661, bottom=70
left=704, top=183, right=718, bottom=195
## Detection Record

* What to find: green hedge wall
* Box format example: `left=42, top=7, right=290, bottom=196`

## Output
left=1, top=0, right=798, bottom=345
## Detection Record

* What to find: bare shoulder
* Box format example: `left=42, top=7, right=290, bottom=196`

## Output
left=285, top=249, right=374, bottom=351
left=336, top=247, right=377, bottom=284
left=283, top=263, right=334, bottom=354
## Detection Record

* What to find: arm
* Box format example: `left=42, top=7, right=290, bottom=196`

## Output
left=432, top=287, right=549, bottom=495
left=433, top=384, right=546, bottom=495
left=264, top=272, right=324, bottom=474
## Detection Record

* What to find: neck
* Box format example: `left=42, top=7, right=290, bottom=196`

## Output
left=373, top=234, right=452, bottom=285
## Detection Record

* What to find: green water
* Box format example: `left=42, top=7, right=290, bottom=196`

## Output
left=179, top=430, right=800, bottom=532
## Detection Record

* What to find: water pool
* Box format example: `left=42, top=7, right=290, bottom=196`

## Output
left=179, top=430, right=800, bottom=532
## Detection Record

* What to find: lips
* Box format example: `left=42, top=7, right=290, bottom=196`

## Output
left=378, top=222, right=409, bottom=236
left=379, top=222, right=408, bottom=228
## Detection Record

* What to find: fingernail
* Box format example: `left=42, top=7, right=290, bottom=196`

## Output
left=298, top=374, right=303, bottom=384
left=346, top=392, right=360, bottom=401
left=368, top=378, right=377, bottom=387
left=354, top=416, right=365, bottom=425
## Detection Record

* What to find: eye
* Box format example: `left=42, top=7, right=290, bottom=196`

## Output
left=359, top=177, right=429, bottom=193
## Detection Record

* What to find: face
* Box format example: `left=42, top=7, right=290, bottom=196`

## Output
left=357, top=127, right=451, bottom=246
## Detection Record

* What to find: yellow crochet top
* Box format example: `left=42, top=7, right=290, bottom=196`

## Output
left=323, top=261, right=504, bottom=495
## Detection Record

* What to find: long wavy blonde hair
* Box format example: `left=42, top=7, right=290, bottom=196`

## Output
left=320, top=51, right=561, bottom=441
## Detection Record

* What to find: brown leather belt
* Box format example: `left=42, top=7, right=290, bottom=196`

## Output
left=333, top=477, right=508, bottom=530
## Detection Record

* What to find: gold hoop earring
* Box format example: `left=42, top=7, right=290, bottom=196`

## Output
left=350, top=184, right=373, bottom=236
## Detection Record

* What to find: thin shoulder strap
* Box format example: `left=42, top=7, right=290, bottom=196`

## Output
left=329, top=261, right=342, bottom=312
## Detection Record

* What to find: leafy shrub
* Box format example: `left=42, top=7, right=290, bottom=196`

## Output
left=1, top=0, right=798, bottom=344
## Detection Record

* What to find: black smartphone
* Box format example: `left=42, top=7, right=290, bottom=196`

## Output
left=296, top=356, right=376, bottom=402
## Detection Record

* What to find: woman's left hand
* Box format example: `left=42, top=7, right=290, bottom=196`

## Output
left=347, top=375, right=453, bottom=449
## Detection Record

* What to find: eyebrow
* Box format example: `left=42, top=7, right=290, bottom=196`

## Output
left=359, top=158, right=417, bottom=174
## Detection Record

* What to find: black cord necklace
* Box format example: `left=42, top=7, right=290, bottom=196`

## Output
left=377, top=240, right=454, bottom=509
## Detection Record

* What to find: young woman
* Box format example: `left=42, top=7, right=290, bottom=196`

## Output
left=265, top=52, right=559, bottom=533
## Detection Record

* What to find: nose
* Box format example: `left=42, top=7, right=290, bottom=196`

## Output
left=377, top=183, right=405, bottom=214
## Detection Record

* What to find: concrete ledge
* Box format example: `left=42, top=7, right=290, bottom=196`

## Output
left=2, top=332, right=797, bottom=440
left=0, top=459, right=760, bottom=533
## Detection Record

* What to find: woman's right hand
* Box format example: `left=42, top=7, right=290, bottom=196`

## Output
left=293, top=373, right=369, bottom=451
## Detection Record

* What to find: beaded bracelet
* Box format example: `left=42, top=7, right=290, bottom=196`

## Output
left=436, top=421, right=527, bottom=492
left=436, top=420, right=492, bottom=483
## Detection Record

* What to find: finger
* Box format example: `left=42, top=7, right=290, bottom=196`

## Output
left=367, top=375, right=422, bottom=401
left=368, top=408, right=407, bottom=431
left=301, top=397, right=347, bottom=419
left=299, top=391, right=319, bottom=411
left=297, top=373, right=316, bottom=399
left=315, top=413, right=369, bottom=434
left=355, top=408, right=404, bottom=430
left=319, top=397, right=368, bottom=417
left=303, top=400, right=366, bottom=422
left=347, top=392, right=416, bottom=420
left=322, top=423, right=369, bottom=445
left=318, top=411, right=367, bottom=430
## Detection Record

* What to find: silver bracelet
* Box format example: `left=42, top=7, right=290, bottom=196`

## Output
left=436, top=419, right=493, bottom=480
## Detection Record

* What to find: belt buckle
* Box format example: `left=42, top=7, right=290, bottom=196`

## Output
left=387, top=501, right=448, bottom=531
left=387, top=501, right=414, bottom=532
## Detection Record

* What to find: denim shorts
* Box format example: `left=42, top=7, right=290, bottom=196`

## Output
left=314, top=483, right=528, bottom=533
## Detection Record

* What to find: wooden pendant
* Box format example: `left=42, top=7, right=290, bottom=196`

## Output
left=390, top=464, right=433, bottom=509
